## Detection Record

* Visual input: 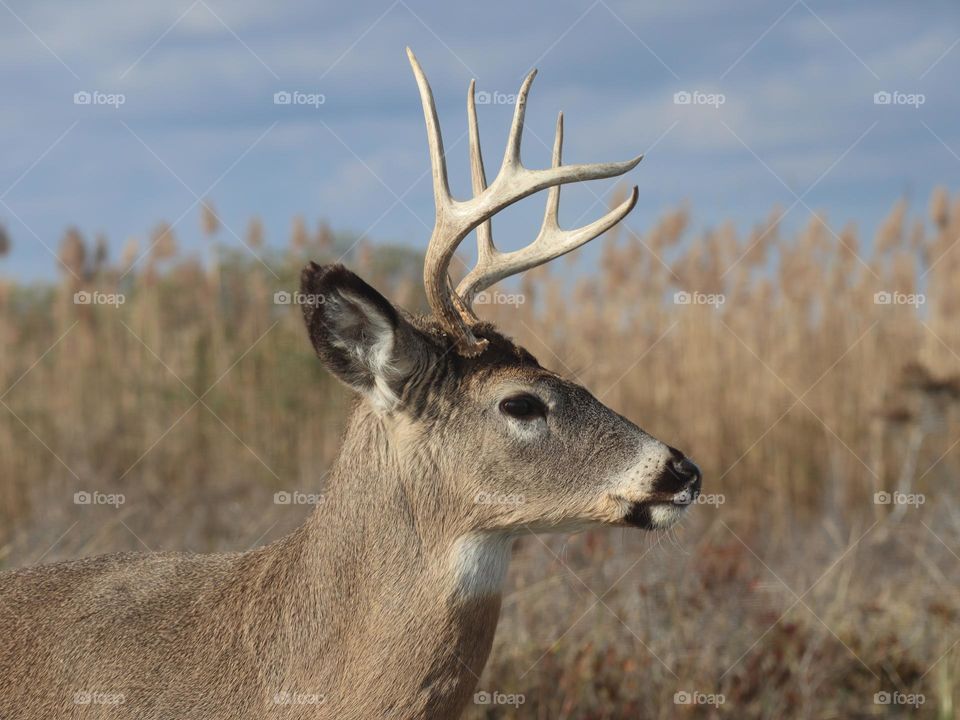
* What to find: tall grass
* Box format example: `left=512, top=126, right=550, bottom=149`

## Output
left=1, top=190, right=958, bottom=718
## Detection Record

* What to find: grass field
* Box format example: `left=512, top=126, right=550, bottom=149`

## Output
left=1, top=190, right=959, bottom=718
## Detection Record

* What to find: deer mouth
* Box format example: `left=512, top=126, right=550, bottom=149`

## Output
left=623, top=499, right=690, bottom=530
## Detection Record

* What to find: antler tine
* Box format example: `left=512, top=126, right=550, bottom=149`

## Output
left=501, top=69, right=537, bottom=174
left=467, top=79, right=493, bottom=262
left=543, top=112, right=566, bottom=238
left=406, top=47, right=451, bottom=211
left=456, top=112, right=640, bottom=306
left=407, top=48, right=642, bottom=356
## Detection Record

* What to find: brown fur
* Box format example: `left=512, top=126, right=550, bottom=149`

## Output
left=1, top=411, right=503, bottom=718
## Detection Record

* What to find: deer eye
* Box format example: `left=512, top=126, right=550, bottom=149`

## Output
left=499, top=394, right=546, bottom=421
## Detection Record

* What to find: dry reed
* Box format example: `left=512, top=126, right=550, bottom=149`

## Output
left=1, top=190, right=959, bottom=718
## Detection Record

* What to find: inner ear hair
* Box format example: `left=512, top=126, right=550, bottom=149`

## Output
left=300, top=263, right=399, bottom=340
left=330, top=289, right=404, bottom=410
left=300, top=263, right=418, bottom=412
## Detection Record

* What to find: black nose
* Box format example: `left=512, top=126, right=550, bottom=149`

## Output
left=668, top=447, right=702, bottom=496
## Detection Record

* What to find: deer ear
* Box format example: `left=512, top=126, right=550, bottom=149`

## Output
left=300, top=263, right=425, bottom=411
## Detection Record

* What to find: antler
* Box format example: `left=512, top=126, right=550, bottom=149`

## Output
left=407, top=48, right=642, bottom=356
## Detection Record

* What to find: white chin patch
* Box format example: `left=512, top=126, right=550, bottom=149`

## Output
left=649, top=504, right=686, bottom=529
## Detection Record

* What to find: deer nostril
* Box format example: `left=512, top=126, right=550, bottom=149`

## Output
left=672, top=456, right=702, bottom=493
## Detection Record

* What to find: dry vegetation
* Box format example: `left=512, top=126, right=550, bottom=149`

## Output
left=1, top=190, right=959, bottom=718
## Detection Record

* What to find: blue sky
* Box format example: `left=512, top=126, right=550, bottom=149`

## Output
left=0, top=0, right=958, bottom=281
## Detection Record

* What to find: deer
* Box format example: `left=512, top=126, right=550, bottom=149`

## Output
left=0, top=48, right=701, bottom=720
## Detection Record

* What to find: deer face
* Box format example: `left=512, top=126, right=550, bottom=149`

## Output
left=301, top=263, right=701, bottom=534
left=449, top=362, right=701, bottom=533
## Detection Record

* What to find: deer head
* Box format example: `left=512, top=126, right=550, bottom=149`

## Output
left=300, top=49, right=700, bottom=558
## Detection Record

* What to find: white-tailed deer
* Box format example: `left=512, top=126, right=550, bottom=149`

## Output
left=0, top=49, right=701, bottom=719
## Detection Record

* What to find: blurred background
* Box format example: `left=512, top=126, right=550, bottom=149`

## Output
left=1, top=1, right=959, bottom=717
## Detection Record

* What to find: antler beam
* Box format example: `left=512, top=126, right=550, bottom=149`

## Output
left=407, top=47, right=642, bottom=356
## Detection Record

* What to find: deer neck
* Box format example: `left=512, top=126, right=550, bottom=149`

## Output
left=272, top=406, right=511, bottom=714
